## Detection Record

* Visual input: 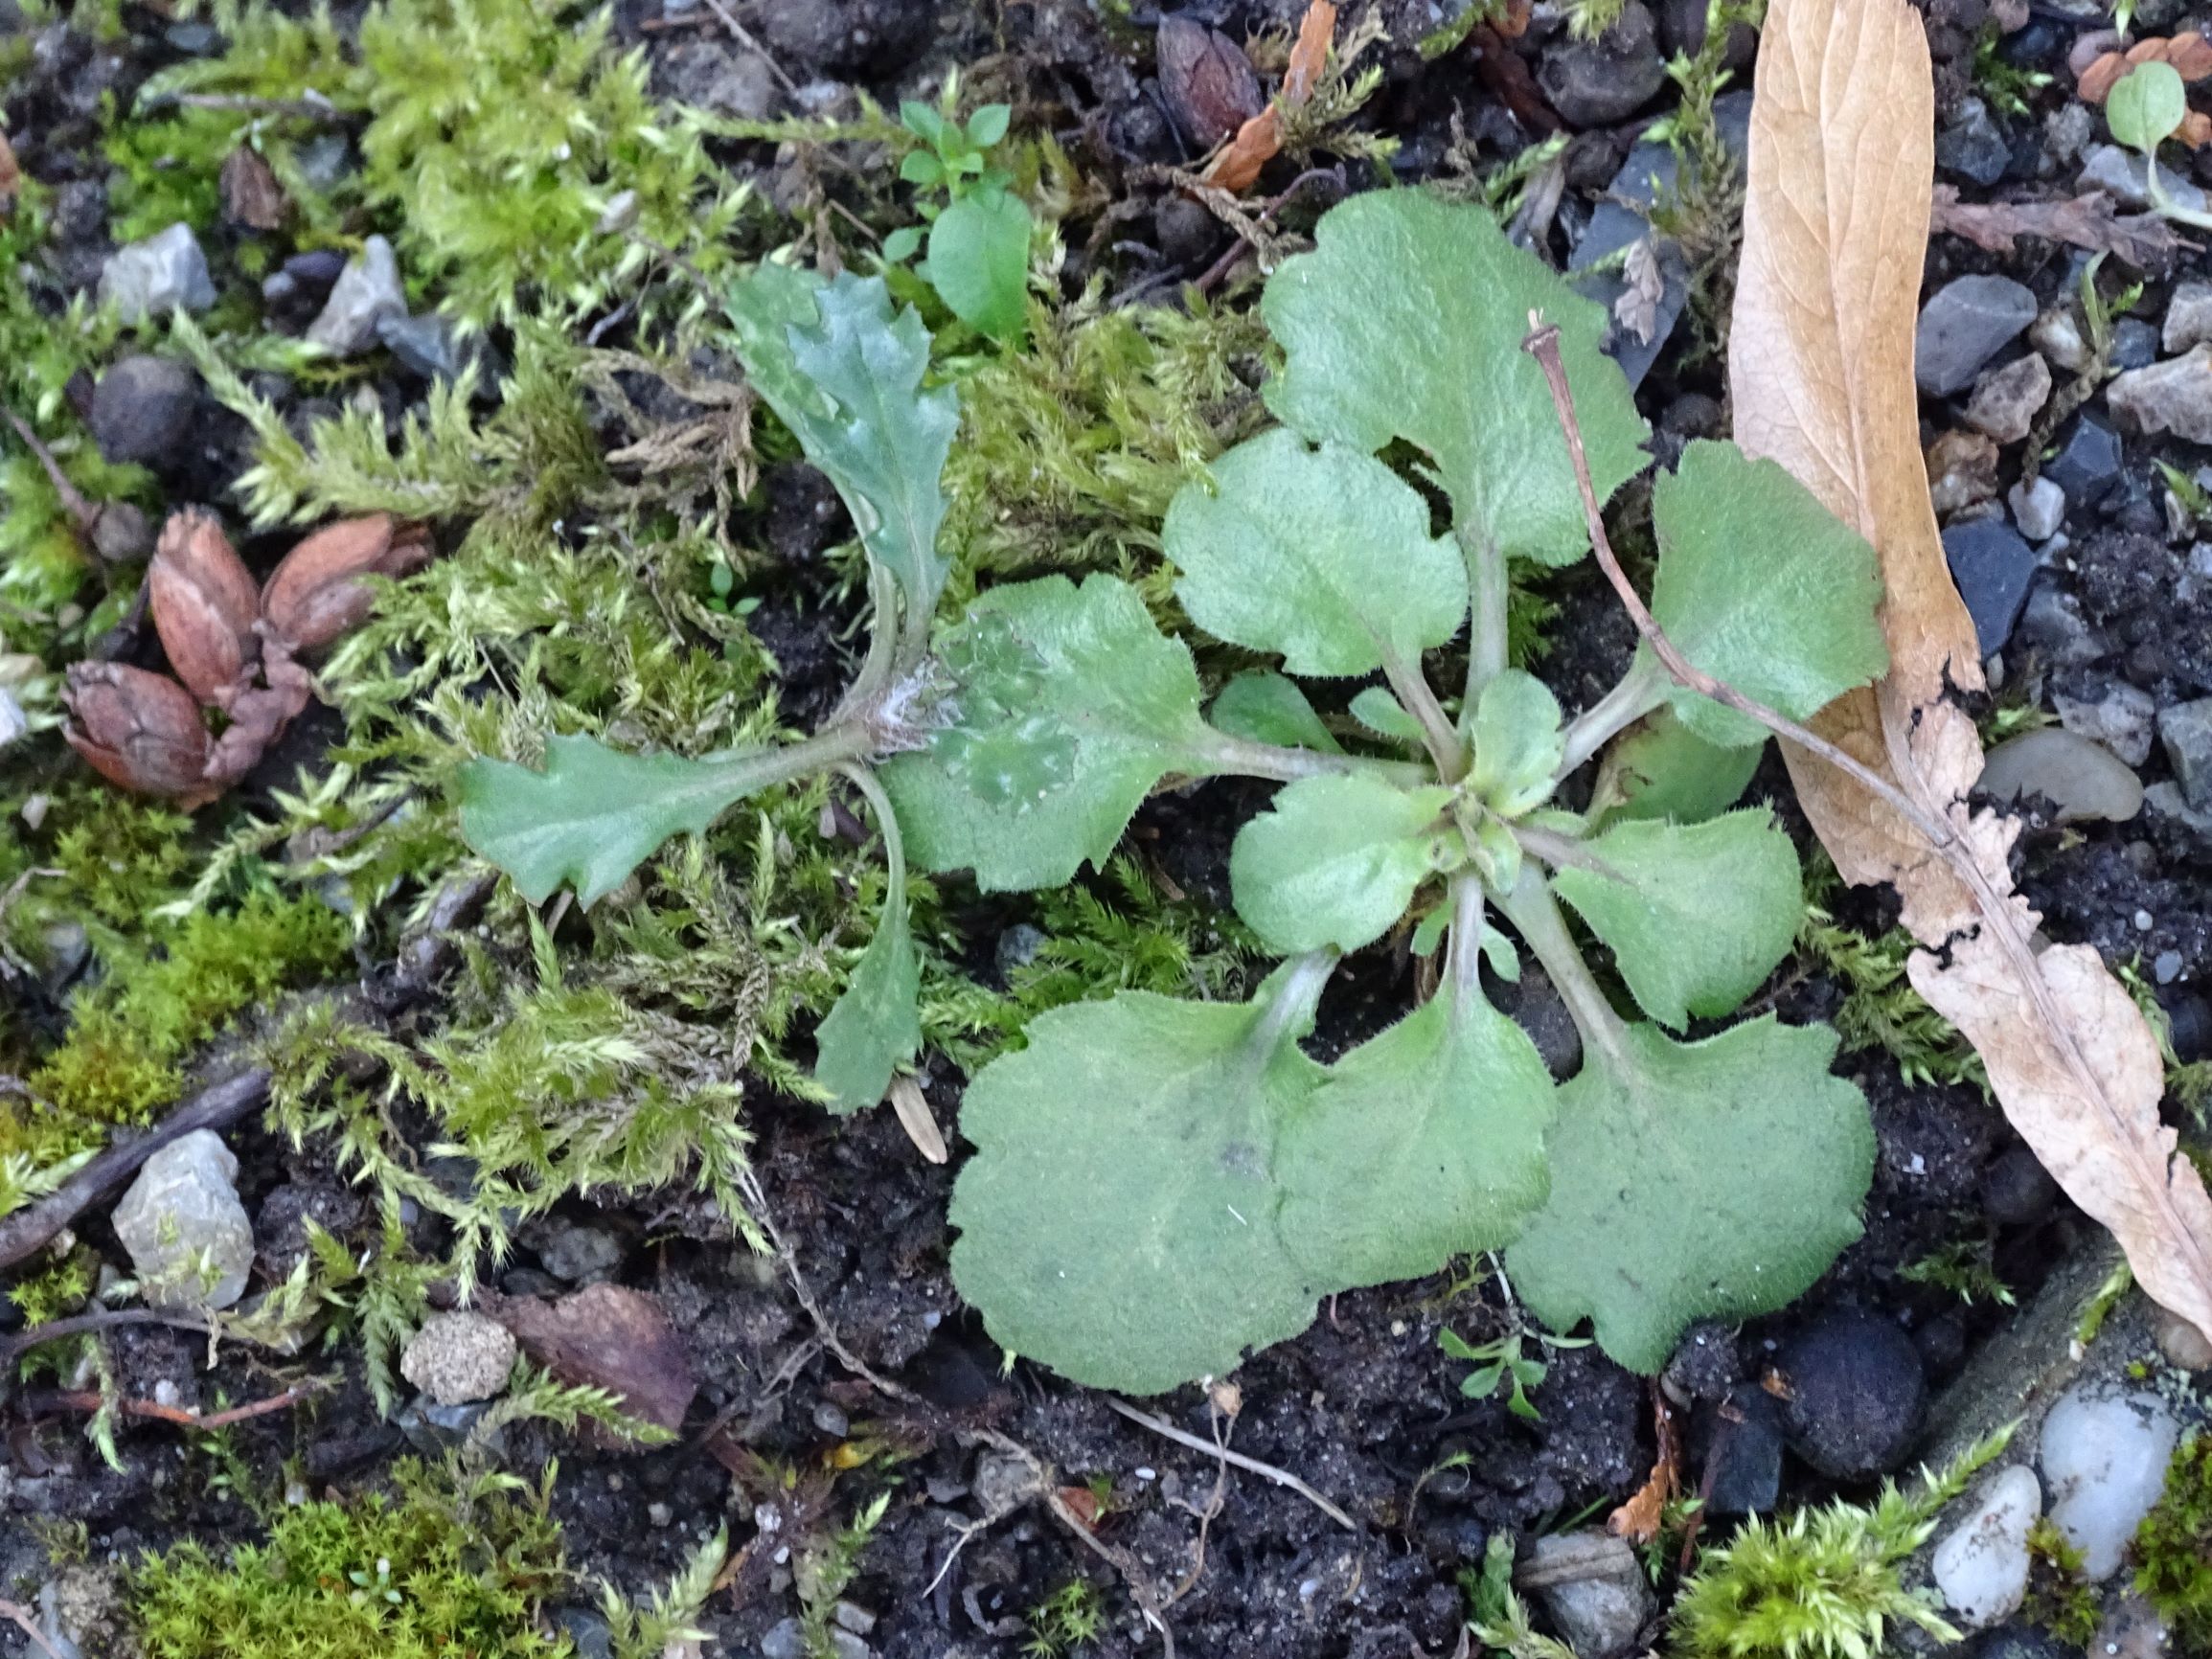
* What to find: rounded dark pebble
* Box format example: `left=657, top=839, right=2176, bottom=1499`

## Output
left=1775, top=1308, right=1927, bottom=1478
left=1913, top=1308, right=1968, bottom=1374
left=89, top=353, right=199, bottom=466
left=1153, top=194, right=1217, bottom=269
left=1981, top=1145, right=2059, bottom=1227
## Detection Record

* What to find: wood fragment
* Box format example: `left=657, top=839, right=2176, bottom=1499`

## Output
left=1201, top=0, right=1335, bottom=193
left=1929, top=184, right=2193, bottom=268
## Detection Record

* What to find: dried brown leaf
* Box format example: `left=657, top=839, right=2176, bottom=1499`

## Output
left=1732, top=0, right=2212, bottom=1346
left=219, top=147, right=288, bottom=231
left=1929, top=184, right=2194, bottom=269
left=1607, top=1391, right=1679, bottom=1544
left=1158, top=16, right=1265, bottom=150
left=494, top=1283, right=698, bottom=1442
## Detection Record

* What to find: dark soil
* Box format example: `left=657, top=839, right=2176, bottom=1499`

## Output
left=5, top=1, right=2210, bottom=1656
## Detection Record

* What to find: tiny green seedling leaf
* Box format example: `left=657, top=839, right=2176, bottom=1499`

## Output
left=726, top=265, right=959, bottom=623
left=1470, top=670, right=1565, bottom=818
left=2109, top=60, right=2187, bottom=152
left=924, top=187, right=1031, bottom=343
left=1164, top=428, right=1467, bottom=676
left=457, top=736, right=806, bottom=907
left=1506, top=1017, right=1875, bottom=1374
left=1210, top=671, right=1344, bottom=754
left=1229, top=774, right=1455, bottom=954
left=1350, top=686, right=1425, bottom=746
left=883, top=574, right=1218, bottom=891
left=1594, top=707, right=1762, bottom=826
left=948, top=973, right=1331, bottom=1394
left=1648, top=441, right=1889, bottom=747
left=1550, top=809, right=1802, bottom=1031
left=1263, top=190, right=1650, bottom=567
left=812, top=796, right=922, bottom=1113
left=1278, top=989, right=1554, bottom=1288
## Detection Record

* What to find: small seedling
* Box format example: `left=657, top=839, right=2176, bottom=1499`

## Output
left=2105, top=61, right=2212, bottom=230
left=1440, top=1326, right=1588, bottom=1420
left=883, top=79, right=1032, bottom=343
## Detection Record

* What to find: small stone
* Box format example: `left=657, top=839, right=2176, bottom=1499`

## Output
left=832, top=1602, right=877, bottom=1635
left=2016, top=584, right=2108, bottom=667
left=2077, top=143, right=2210, bottom=213
left=1938, top=97, right=2012, bottom=187
left=1520, top=1532, right=1653, bottom=1659
left=1152, top=195, right=1216, bottom=269
left=527, top=1217, right=624, bottom=1284
left=2044, top=100, right=2096, bottom=165
left=2109, top=343, right=2212, bottom=445
left=111, top=1128, right=255, bottom=1309
left=1943, top=519, right=2038, bottom=654
left=88, top=354, right=199, bottom=467
left=2156, top=695, right=2212, bottom=809
left=1916, top=275, right=2039, bottom=397
left=2008, top=476, right=2066, bottom=541
left=2039, top=1381, right=2181, bottom=1579
left=811, top=1399, right=851, bottom=1439
left=2041, top=416, right=2123, bottom=505
left=2111, top=317, right=2161, bottom=373
left=2155, top=1309, right=2212, bottom=1369
left=1965, top=353, right=2052, bottom=444
left=1536, top=1, right=1668, bottom=127
left=2167, top=281, right=2212, bottom=354
left=993, top=921, right=1046, bottom=982
left=647, top=1501, right=673, bottom=1527
left=1775, top=1309, right=1927, bottom=1478
left=2030, top=306, right=2090, bottom=374
left=99, top=224, right=217, bottom=323
left=399, top=1310, right=516, bottom=1406
left=375, top=312, right=464, bottom=382
left=305, top=235, right=406, bottom=355
left=1982, top=1145, right=2060, bottom=1226
left=655, top=38, right=780, bottom=121
left=1927, top=428, right=2001, bottom=517
left=761, top=1616, right=809, bottom=1659
left=1701, top=1383, right=1785, bottom=1516
left=2090, top=1590, right=2173, bottom=1659
left=555, top=1608, right=615, bottom=1659
left=2146, top=779, right=2212, bottom=838
left=1932, top=1463, right=2041, bottom=1628
left=2155, top=949, right=2183, bottom=986
left=1978, top=727, right=2143, bottom=823
left=2053, top=681, right=2156, bottom=765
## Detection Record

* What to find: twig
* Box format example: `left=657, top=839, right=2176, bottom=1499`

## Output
left=0, top=1307, right=212, bottom=1370
left=23, top=1376, right=331, bottom=1428
left=146, top=92, right=347, bottom=121
left=3, top=408, right=96, bottom=530
left=0, top=1599, right=65, bottom=1659
left=1104, top=1397, right=1357, bottom=1531
left=0, top=1068, right=271, bottom=1274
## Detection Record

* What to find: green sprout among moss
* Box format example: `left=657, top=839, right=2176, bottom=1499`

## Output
left=2021, top=1513, right=2100, bottom=1647
left=2134, top=1429, right=2212, bottom=1650
left=1025, top=1577, right=1106, bottom=1656
left=1668, top=1429, right=2012, bottom=1659
left=882, top=78, right=1034, bottom=344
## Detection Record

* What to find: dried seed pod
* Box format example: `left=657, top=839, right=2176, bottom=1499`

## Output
left=259, top=514, right=433, bottom=654
left=63, top=662, right=213, bottom=803
left=148, top=509, right=261, bottom=709
left=218, top=147, right=288, bottom=232
left=1157, top=15, right=1265, bottom=150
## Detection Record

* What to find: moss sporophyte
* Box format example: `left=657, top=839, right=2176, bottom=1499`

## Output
left=461, top=187, right=1893, bottom=1396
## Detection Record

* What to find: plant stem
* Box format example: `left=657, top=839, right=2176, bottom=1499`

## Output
left=837, top=762, right=906, bottom=914
left=1555, top=656, right=1668, bottom=780
left=839, top=562, right=907, bottom=720
left=1494, top=866, right=1629, bottom=1076
left=2147, top=153, right=2212, bottom=231
left=1380, top=646, right=1469, bottom=781
left=1251, top=950, right=1338, bottom=1058
left=1462, top=526, right=1510, bottom=718
left=1197, top=730, right=1435, bottom=788
left=1445, top=875, right=1487, bottom=1019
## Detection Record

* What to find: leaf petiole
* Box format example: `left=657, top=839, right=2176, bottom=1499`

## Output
left=1196, top=728, right=1436, bottom=789
left=1461, top=525, right=1511, bottom=715
left=1494, top=865, right=1631, bottom=1076
left=1380, top=645, right=1468, bottom=781
left=1554, top=655, right=1669, bottom=781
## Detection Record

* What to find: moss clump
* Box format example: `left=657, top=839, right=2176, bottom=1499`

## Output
left=2134, top=1430, right=2212, bottom=1649
left=129, top=1460, right=570, bottom=1659
left=2021, top=1513, right=2099, bottom=1646
left=1668, top=1431, right=2010, bottom=1659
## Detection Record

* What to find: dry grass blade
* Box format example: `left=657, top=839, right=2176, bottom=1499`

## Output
left=1731, top=0, right=2212, bottom=1346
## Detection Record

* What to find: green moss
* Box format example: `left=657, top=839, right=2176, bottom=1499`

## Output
left=1668, top=1430, right=2011, bottom=1659
left=2021, top=1513, right=2100, bottom=1647
left=129, top=1459, right=571, bottom=1659
left=2135, top=1430, right=2212, bottom=1650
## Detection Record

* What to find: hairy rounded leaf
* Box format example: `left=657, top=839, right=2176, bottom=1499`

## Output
left=1649, top=441, right=1889, bottom=747
left=1595, top=707, right=1763, bottom=827
left=1263, top=190, right=1650, bottom=566
left=1230, top=774, right=1456, bottom=954
left=1279, top=989, right=1555, bottom=1287
left=1470, top=669, right=1564, bottom=818
left=924, top=188, right=1031, bottom=343
left=1165, top=429, right=1466, bottom=676
left=1506, top=1018, right=1875, bottom=1373
left=882, top=574, right=1215, bottom=892
left=949, top=989, right=1328, bottom=1394
left=1209, top=671, right=1343, bottom=755
left=1550, top=809, right=1802, bottom=1030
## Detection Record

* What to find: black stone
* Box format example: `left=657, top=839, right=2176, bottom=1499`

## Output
left=88, top=353, right=199, bottom=467
left=2168, top=993, right=2212, bottom=1062
left=1944, top=519, right=2039, bottom=655
left=1775, top=1308, right=1927, bottom=1478
left=1700, top=1383, right=1785, bottom=1515
left=2044, top=415, right=2124, bottom=505
left=2112, top=317, right=2161, bottom=371
left=1936, top=99, right=2011, bottom=189
left=1982, top=1144, right=2060, bottom=1226
left=1537, top=0, right=1668, bottom=127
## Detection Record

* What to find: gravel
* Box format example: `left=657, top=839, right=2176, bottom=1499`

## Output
left=1916, top=275, right=2038, bottom=397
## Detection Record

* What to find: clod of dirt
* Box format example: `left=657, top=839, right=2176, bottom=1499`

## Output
left=1774, top=1308, right=1927, bottom=1478
left=493, top=1283, right=697, bottom=1440
left=1982, top=1145, right=2061, bottom=1228
left=400, top=1309, right=517, bottom=1406
left=1537, top=2, right=1668, bottom=128
left=88, top=352, right=199, bottom=467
